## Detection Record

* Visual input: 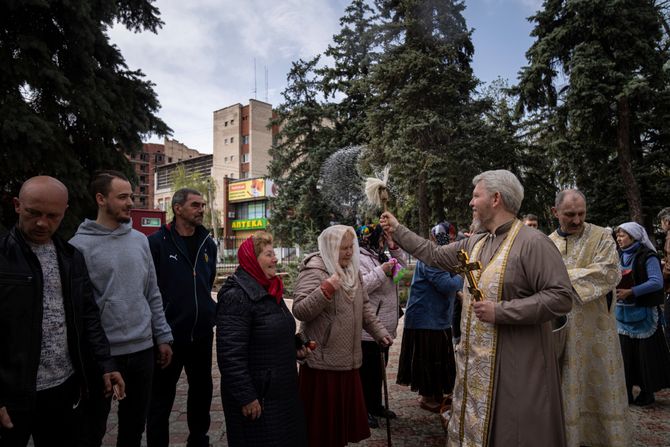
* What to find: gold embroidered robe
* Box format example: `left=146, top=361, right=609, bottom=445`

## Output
left=394, top=220, right=574, bottom=447
left=549, top=223, right=630, bottom=447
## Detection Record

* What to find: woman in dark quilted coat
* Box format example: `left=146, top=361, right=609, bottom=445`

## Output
left=216, top=232, right=307, bottom=447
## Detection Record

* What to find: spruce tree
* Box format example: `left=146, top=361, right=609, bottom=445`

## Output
left=365, top=0, right=479, bottom=236
left=0, top=0, right=170, bottom=234
left=517, top=0, right=670, bottom=226
left=320, top=0, right=378, bottom=148
left=268, top=57, right=336, bottom=248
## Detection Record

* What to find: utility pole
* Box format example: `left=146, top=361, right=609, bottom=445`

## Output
left=207, top=178, right=219, bottom=243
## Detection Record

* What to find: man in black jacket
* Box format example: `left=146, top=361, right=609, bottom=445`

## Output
left=0, top=176, right=125, bottom=447
left=146, top=188, right=217, bottom=447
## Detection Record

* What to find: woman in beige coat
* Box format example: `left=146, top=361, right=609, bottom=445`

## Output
left=292, top=225, right=392, bottom=447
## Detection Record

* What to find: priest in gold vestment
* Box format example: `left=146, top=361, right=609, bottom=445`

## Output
left=549, top=190, right=630, bottom=447
left=381, top=170, right=575, bottom=447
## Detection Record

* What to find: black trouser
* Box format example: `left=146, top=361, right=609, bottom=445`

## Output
left=77, top=347, right=154, bottom=447
left=359, top=340, right=389, bottom=415
left=0, top=375, right=78, bottom=447
left=146, top=332, right=213, bottom=447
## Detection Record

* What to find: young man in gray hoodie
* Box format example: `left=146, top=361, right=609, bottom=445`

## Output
left=70, top=170, right=173, bottom=447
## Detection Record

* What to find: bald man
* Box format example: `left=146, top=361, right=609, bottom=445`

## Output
left=0, top=176, right=124, bottom=447
left=549, top=189, right=630, bottom=446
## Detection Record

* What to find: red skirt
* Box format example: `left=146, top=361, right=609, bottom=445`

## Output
left=299, top=365, right=371, bottom=447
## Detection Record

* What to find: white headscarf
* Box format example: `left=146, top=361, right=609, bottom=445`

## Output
left=317, top=225, right=360, bottom=297
left=617, top=222, right=656, bottom=252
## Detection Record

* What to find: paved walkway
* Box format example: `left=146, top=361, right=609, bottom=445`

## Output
left=102, top=304, right=670, bottom=446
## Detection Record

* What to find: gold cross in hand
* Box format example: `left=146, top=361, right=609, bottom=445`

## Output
left=452, top=249, right=484, bottom=302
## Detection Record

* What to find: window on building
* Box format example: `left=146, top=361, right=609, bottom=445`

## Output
left=230, top=119, right=234, bottom=125
left=224, top=138, right=228, bottom=144
left=140, top=153, right=149, bottom=161
left=241, top=153, right=249, bottom=163
left=158, top=199, right=164, bottom=211
left=242, top=135, right=249, bottom=144
left=224, top=121, right=228, bottom=127
left=140, top=175, right=147, bottom=183
left=240, top=171, right=249, bottom=179
left=155, top=154, right=163, bottom=163
left=236, top=201, right=266, bottom=219
left=230, top=137, right=234, bottom=143
left=168, top=157, right=173, bottom=163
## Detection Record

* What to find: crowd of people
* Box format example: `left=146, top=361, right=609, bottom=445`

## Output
left=1, top=169, right=670, bottom=447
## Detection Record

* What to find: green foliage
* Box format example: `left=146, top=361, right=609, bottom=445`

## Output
left=0, top=0, right=170, bottom=235
left=270, top=0, right=564, bottom=239
left=268, top=0, right=670, bottom=241
left=364, top=0, right=486, bottom=235
left=277, top=261, right=301, bottom=299
left=169, top=165, right=217, bottom=229
left=320, top=0, right=378, bottom=148
left=517, top=0, right=670, bottom=227
left=268, top=57, right=337, bottom=247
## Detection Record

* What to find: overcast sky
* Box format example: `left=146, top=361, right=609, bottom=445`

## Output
left=109, top=0, right=543, bottom=154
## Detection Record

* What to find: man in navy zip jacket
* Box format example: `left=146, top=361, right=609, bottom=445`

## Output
left=146, top=188, right=217, bottom=447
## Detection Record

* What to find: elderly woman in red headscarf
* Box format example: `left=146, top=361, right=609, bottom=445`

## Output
left=216, top=231, right=307, bottom=447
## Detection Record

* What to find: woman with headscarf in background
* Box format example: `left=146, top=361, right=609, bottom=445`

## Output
left=292, top=225, right=393, bottom=447
left=356, top=224, right=407, bottom=428
left=216, top=231, right=308, bottom=446
left=614, top=222, right=670, bottom=406
left=396, top=221, right=464, bottom=413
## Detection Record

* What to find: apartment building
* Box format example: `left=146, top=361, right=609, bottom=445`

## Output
left=210, top=99, right=278, bottom=245
left=127, top=138, right=203, bottom=209
left=154, top=154, right=214, bottom=213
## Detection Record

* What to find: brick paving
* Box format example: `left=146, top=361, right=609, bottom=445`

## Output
left=100, top=300, right=670, bottom=446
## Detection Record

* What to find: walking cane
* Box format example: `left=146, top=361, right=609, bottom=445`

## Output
left=380, top=347, right=392, bottom=446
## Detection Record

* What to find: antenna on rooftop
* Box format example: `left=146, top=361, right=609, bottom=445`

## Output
left=253, top=58, right=257, bottom=99
left=265, top=66, right=269, bottom=103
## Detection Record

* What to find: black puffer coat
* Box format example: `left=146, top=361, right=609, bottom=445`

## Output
left=216, top=268, right=307, bottom=447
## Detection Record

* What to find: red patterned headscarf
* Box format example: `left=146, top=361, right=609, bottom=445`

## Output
left=237, top=236, right=284, bottom=303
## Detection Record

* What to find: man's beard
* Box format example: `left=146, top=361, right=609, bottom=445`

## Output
left=470, top=218, right=484, bottom=233
left=111, top=209, right=131, bottom=224
left=191, top=215, right=204, bottom=227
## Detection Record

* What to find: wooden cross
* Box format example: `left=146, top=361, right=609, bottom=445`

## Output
left=452, top=249, right=484, bottom=302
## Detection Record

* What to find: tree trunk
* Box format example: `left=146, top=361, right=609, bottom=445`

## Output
left=418, top=170, right=430, bottom=237
left=616, top=97, right=643, bottom=223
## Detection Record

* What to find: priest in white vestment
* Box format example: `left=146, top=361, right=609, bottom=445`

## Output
left=549, top=189, right=631, bottom=447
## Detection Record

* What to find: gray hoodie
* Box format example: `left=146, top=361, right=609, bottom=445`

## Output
left=70, top=219, right=173, bottom=356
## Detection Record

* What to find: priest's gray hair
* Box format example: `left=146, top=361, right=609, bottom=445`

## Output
left=658, top=207, right=670, bottom=223
left=472, top=170, right=524, bottom=215
left=555, top=189, right=586, bottom=209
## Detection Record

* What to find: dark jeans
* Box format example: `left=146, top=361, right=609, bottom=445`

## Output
left=146, top=332, right=213, bottom=447
left=77, top=348, right=154, bottom=447
left=0, top=376, right=78, bottom=447
left=359, top=340, right=389, bottom=415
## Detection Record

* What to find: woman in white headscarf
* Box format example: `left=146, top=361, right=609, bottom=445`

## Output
left=292, top=225, right=392, bottom=447
left=614, top=222, right=670, bottom=406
